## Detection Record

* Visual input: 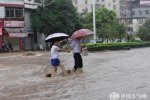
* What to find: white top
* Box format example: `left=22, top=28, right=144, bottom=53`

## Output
left=51, top=45, right=60, bottom=59
left=70, top=39, right=81, bottom=53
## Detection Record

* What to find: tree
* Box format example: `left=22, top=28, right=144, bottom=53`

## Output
left=115, top=23, right=126, bottom=41
left=138, top=18, right=150, bottom=41
left=31, top=0, right=82, bottom=36
left=82, top=8, right=126, bottom=42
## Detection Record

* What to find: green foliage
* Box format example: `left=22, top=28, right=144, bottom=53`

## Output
left=84, top=42, right=150, bottom=51
left=82, top=8, right=126, bottom=42
left=129, top=39, right=143, bottom=42
left=115, top=23, right=126, bottom=41
left=31, top=0, right=82, bottom=36
left=138, top=18, right=150, bottom=41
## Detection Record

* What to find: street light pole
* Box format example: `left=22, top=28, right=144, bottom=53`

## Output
left=93, top=0, right=96, bottom=44
left=130, top=0, right=133, bottom=23
left=42, top=0, right=44, bottom=7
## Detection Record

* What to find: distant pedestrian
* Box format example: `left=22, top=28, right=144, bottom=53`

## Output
left=70, top=37, right=83, bottom=73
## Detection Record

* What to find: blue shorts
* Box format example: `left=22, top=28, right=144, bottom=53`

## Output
left=51, top=59, right=60, bottom=66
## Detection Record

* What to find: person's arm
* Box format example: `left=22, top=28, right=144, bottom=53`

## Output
left=70, top=41, right=75, bottom=49
left=59, top=48, right=70, bottom=52
left=57, top=46, right=70, bottom=52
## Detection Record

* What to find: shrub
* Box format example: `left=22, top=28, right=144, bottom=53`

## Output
left=84, top=42, right=150, bottom=51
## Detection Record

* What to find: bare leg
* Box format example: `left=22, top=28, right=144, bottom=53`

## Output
left=54, top=67, right=57, bottom=73
left=46, top=66, right=57, bottom=77
left=59, top=63, right=67, bottom=76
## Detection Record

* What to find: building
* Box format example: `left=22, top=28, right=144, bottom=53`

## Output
left=72, top=0, right=150, bottom=34
left=0, top=0, right=41, bottom=50
left=125, top=0, right=150, bottom=34
left=72, top=0, right=129, bottom=18
left=24, top=0, right=47, bottom=51
left=24, top=0, right=41, bottom=50
left=0, top=0, right=26, bottom=50
left=72, top=0, right=130, bottom=43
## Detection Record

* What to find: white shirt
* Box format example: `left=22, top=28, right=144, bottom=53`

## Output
left=51, top=45, right=60, bottom=59
left=70, top=39, right=81, bottom=53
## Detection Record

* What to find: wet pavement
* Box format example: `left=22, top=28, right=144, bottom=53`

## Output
left=0, top=48, right=150, bottom=100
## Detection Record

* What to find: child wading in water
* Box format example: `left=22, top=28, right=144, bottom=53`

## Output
left=46, top=40, right=68, bottom=77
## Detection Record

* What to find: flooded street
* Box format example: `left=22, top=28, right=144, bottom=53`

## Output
left=0, top=48, right=150, bottom=100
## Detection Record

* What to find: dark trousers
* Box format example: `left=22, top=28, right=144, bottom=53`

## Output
left=74, top=53, right=83, bottom=70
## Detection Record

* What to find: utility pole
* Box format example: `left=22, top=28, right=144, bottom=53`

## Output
left=42, top=0, right=45, bottom=7
left=130, top=0, right=133, bottom=24
left=93, top=0, right=96, bottom=44
left=129, top=0, right=133, bottom=36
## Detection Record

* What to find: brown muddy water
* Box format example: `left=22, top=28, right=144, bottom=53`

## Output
left=0, top=48, right=150, bottom=100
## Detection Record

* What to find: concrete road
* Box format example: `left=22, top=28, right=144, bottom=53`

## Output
left=0, top=48, right=150, bottom=100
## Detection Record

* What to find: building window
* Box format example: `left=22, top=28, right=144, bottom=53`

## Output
left=145, top=10, right=149, bottom=14
left=5, top=7, right=23, bottom=18
left=113, top=0, right=116, bottom=2
left=85, top=0, right=88, bottom=4
left=96, top=4, right=101, bottom=10
left=75, top=0, right=78, bottom=4
left=113, top=5, right=116, bottom=9
left=96, top=0, right=100, bottom=2
left=132, top=11, right=135, bottom=15
left=138, top=18, right=144, bottom=24
left=75, top=7, right=78, bottom=11
left=102, top=0, right=104, bottom=2
left=139, top=10, right=142, bottom=15
left=127, top=27, right=133, bottom=33
left=85, top=7, right=88, bottom=12
left=102, top=5, right=105, bottom=8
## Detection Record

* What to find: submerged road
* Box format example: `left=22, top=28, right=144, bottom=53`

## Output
left=0, top=48, right=150, bottom=100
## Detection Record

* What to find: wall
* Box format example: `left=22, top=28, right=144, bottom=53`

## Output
left=132, top=6, right=150, bottom=18
left=0, top=0, right=23, bottom=4
left=24, top=10, right=32, bottom=30
left=24, top=0, right=39, bottom=9
left=72, top=0, right=121, bottom=18
left=140, top=0, right=150, bottom=5
left=24, top=9, right=34, bottom=50
left=0, top=7, right=5, bottom=18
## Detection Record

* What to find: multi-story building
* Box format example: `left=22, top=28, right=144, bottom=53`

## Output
left=72, top=0, right=150, bottom=35
left=0, top=0, right=41, bottom=50
left=122, top=0, right=150, bottom=34
left=0, top=0, right=25, bottom=50
left=132, top=0, right=150, bottom=33
left=24, top=0, right=41, bottom=50
left=72, top=0, right=129, bottom=18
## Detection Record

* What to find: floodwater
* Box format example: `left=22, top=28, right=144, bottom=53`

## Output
left=0, top=48, right=150, bottom=100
